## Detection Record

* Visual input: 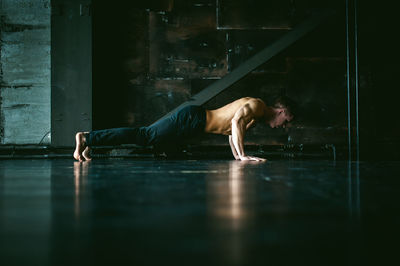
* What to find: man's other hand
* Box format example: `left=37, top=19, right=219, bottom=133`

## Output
left=239, top=155, right=266, bottom=162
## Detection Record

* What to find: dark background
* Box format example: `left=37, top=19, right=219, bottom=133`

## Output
left=92, top=0, right=399, bottom=160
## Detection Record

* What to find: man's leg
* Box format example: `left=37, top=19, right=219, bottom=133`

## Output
left=73, top=127, right=153, bottom=161
left=147, top=105, right=206, bottom=145
left=73, top=106, right=203, bottom=161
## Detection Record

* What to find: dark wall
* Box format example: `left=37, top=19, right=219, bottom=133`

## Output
left=52, top=0, right=92, bottom=147
left=93, top=0, right=226, bottom=129
left=357, top=1, right=400, bottom=160
left=92, top=0, right=400, bottom=160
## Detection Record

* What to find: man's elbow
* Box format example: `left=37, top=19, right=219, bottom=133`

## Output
left=231, top=117, right=241, bottom=128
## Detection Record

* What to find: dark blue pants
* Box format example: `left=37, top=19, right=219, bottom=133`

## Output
left=85, top=105, right=206, bottom=147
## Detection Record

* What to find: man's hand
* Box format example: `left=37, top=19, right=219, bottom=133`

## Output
left=239, top=155, right=266, bottom=162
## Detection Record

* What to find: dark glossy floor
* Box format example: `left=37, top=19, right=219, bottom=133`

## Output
left=1, top=159, right=399, bottom=266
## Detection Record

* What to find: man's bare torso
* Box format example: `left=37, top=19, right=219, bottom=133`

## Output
left=204, top=97, right=267, bottom=135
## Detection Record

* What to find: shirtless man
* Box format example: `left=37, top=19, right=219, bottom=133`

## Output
left=74, top=96, right=294, bottom=162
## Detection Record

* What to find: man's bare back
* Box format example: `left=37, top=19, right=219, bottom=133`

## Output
left=205, top=97, right=267, bottom=135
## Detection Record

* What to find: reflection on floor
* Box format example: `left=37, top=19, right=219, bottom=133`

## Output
left=0, top=159, right=399, bottom=266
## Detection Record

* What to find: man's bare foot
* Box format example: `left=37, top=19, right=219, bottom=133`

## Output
left=73, top=132, right=91, bottom=162
left=82, top=146, right=92, bottom=161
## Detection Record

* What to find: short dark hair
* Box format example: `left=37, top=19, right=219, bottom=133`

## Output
left=271, top=95, right=297, bottom=116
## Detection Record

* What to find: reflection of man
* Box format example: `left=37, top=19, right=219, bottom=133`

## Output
left=74, top=96, right=295, bottom=162
left=206, top=161, right=256, bottom=265
left=208, top=161, right=250, bottom=222
left=73, top=161, right=89, bottom=219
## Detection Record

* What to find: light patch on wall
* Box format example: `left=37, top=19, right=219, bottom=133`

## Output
left=0, top=0, right=51, bottom=144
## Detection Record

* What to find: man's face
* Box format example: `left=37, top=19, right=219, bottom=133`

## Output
left=270, top=109, right=293, bottom=128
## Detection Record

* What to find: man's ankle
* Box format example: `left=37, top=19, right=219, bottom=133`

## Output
left=82, top=132, right=89, bottom=146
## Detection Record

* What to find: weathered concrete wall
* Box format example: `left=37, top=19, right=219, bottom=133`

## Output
left=0, top=0, right=51, bottom=144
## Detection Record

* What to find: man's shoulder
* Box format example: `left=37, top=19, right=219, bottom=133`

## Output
left=242, top=98, right=266, bottom=117
left=242, top=97, right=266, bottom=108
left=236, top=97, right=264, bottom=104
left=224, top=97, right=265, bottom=112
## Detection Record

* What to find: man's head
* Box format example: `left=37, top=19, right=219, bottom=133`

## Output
left=268, top=95, right=296, bottom=128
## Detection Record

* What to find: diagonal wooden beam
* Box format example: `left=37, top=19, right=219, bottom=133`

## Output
left=152, top=10, right=333, bottom=124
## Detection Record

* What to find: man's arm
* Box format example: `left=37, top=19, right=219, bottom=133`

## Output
left=229, top=135, right=240, bottom=160
left=246, top=119, right=256, bottom=130
left=231, top=104, right=266, bottom=161
left=229, top=119, right=254, bottom=159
